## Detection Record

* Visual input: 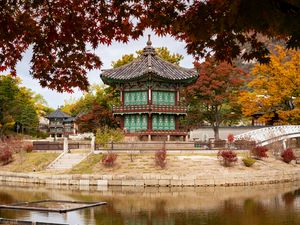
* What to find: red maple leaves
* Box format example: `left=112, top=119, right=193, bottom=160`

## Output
left=0, top=1, right=298, bottom=91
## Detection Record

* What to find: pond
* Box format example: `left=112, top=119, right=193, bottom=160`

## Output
left=0, top=182, right=300, bottom=225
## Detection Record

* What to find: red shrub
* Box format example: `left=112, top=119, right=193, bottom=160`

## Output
left=281, top=148, right=296, bottom=163
left=24, top=144, right=33, bottom=153
left=227, top=134, right=235, bottom=144
left=102, top=153, right=117, bottom=167
left=251, top=146, right=269, bottom=159
left=4, top=137, right=24, bottom=153
left=155, top=149, right=167, bottom=168
left=217, top=150, right=237, bottom=167
left=0, top=146, right=13, bottom=165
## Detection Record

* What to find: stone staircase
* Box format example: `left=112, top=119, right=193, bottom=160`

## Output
left=46, top=152, right=89, bottom=171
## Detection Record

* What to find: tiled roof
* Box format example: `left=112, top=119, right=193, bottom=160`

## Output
left=64, top=117, right=75, bottom=122
left=46, top=109, right=71, bottom=119
left=101, top=35, right=198, bottom=84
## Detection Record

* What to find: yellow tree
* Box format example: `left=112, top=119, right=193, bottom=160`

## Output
left=111, top=47, right=183, bottom=68
left=239, top=45, right=300, bottom=125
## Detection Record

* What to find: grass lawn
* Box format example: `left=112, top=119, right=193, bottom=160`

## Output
left=0, top=152, right=59, bottom=172
left=64, top=151, right=252, bottom=175
left=67, top=154, right=103, bottom=174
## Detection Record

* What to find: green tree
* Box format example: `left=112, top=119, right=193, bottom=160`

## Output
left=61, top=84, right=119, bottom=132
left=13, top=87, right=39, bottom=133
left=0, top=75, right=46, bottom=137
left=0, top=75, right=19, bottom=136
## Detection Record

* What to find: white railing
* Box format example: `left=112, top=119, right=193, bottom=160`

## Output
left=234, top=125, right=300, bottom=145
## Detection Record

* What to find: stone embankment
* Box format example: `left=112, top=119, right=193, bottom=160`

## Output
left=1, top=168, right=300, bottom=188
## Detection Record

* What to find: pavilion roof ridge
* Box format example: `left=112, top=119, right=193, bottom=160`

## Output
left=100, top=35, right=198, bottom=84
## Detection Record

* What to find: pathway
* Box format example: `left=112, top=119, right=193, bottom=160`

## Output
left=46, top=152, right=89, bottom=171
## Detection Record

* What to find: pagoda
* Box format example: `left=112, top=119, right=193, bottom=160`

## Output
left=101, top=36, right=198, bottom=141
left=46, top=109, right=77, bottom=138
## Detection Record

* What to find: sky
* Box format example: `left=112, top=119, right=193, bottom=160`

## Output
left=14, top=30, right=195, bottom=109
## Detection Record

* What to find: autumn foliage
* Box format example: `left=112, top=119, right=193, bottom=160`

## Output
left=239, top=46, right=300, bottom=125
left=281, top=148, right=296, bottom=163
left=155, top=143, right=167, bottom=169
left=102, top=153, right=118, bottom=167
left=251, top=146, right=269, bottom=159
left=185, top=58, right=246, bottom=139
left=217, top=150, right=238, bottom=167
left=76, top=101, right=117, bottom=133
left=1, top=1, right=299, bottom=91
left=0, top=146, right=13, bottom=165
left=227, top=134, right=235, bottom=143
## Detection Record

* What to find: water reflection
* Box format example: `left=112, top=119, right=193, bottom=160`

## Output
left=0, top=182, right=300, bottom=225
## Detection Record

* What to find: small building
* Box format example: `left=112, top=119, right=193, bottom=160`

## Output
left=46, top=109, right=77, bottom=138
left=101, top=36, right=198, bottom=141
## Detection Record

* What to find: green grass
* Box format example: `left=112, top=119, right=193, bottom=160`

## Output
left=1, top=152, right=59, bottom=172
left=67, top=154, right=103, bottom=174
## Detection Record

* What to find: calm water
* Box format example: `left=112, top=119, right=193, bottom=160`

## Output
left=0, top=182, right=300, bottom=225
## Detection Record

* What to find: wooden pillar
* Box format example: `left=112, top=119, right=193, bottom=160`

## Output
left=148, top=114, right=152, bottom=130
left=120, top=116, right=124, bottom=129
left=148, top=87, right=152, bottom=105
left=176, top=89, right=180, bottom=106
left=175, top=116, right=180, bottom=130
left=121, top=89, right=124, bottom=105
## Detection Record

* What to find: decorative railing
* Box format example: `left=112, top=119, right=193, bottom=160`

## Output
left=49, top=123, right=64, bottom=128
left=234, top=125, right=300, bottom=145
left=125, top=129, right=188, bottom=135
left=113, top=104, right=187, bottom=114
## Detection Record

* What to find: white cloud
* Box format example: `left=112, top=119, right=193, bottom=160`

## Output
left=14, top=30, right=195, bottom=109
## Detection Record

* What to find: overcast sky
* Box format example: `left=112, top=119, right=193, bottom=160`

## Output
left=14, top=30, right=195, bottom=108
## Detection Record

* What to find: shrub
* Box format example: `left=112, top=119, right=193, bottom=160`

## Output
left=242, top=157, right=256, bottom=167
left=227, top=134, right=235, bottom=143
left=96, top=127, right=124, bottom=149
left=4, top=136, right=25, bottom=153
left=217, top=150, right=237, bottom=167
left=155, top=149, right=167, bottom=168
left=227, top=134, right=235, bottom=149
left=251, top=146, right=268, bottom=159
left=24, top=144, right=33, bottom=153
left=0, top=146, right=13, bottom=165
left=281, top=148, right=296, bottom=163
left=102, top=153, right=117, bottom=167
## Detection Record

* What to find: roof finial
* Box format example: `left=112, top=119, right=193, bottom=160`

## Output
left=147, top=34, right=152, bottom=46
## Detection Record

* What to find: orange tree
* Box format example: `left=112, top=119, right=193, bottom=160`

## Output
left=239, top=46, right=300, bottom=125
left=1, top=1, right=299, bottom=92
left=184, top=58, right=247, bottom=140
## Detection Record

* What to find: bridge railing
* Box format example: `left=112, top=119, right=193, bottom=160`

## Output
left=234, top=125, right=300, bottom=145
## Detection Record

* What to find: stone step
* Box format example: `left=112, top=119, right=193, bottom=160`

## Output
left=46, top=152, right=89, bottom=171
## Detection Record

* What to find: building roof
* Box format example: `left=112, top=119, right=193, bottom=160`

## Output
left=46, top=109, right=71, bottom=119
left=101, top=35, right=198, bottom=85
left=64, top=117, right=76, bottom=122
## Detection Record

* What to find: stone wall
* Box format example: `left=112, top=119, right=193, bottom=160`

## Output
left=1, top=169, right=300, bottom=188
left=190, top=126, right=267, bottom=141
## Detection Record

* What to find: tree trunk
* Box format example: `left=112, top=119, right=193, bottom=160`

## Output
left=213, top=106, right=221, bottom=140
left=213, top=126, right=220, bottom=140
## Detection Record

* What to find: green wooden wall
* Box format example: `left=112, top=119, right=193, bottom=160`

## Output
left=124, top=91, right=148, bottom=105
left=152, top=91, right=175, bottom=105
left=152, top=114, right=175, bottom=130
left=124, top=114, right=148, bottom=131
